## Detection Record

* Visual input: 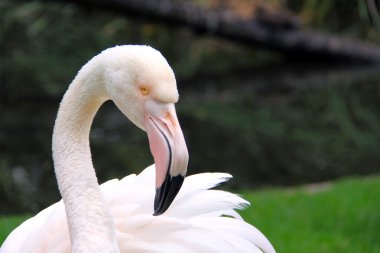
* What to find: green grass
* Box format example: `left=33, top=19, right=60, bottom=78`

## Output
left=241, top=176, right=380, bottom=253
left=1, top=176, right=379, bottom=252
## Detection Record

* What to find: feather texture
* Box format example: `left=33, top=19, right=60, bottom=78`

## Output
left=1, top=165, right=275, bottom=253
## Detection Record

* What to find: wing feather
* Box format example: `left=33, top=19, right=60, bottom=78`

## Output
left=1, top=165, right=275, bottom=253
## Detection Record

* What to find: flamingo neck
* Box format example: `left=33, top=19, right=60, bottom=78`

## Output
left=52, top=60, right=119, bottom=253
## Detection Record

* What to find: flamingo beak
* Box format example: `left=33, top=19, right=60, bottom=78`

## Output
left=144, top=100, right=189, bottom=215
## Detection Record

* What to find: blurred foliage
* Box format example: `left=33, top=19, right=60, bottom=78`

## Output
left=0, top=0, right=380, bottom=213
left=180, top=74, right=380, bottom=187
left=187, top=0, right=380, bottom=43
left=195, top=0, right=287, bottom=19
left=288, top=0, right=380, bottom=42
left=0, top=0, right=276, bottom=99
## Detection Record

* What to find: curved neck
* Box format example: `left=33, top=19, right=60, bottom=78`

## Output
left=52, top=61, right=119, bottom=252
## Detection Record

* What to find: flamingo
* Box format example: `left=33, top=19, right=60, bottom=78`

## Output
left=0, top=45, right=275, bottom=253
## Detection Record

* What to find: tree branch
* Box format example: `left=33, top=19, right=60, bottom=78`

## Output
left=58, top=0, right=380, bottom=63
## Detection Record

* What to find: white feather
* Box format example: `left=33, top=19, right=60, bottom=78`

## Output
left=1, top=165, right=275, bottom=253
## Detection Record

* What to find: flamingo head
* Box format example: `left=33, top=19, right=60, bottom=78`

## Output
left=103, top=45, right=188, bottom=215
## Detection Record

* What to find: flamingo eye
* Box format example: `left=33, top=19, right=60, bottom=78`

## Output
left=139, top=86, right=149, bottom=96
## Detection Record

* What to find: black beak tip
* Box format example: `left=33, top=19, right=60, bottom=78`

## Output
left=153, top=174, right=184, bottom=216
